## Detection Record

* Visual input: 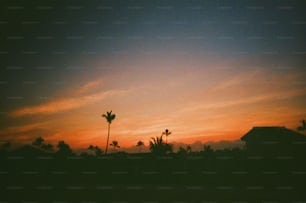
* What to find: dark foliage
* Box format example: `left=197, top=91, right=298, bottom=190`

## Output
left=149, top=136, right=173, bottom=155
left=56, top=141, right=73, bottom=156
left=32, top=137, right=44, bottom=147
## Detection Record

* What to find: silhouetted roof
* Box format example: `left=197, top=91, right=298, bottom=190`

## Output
left=241, top=126, right=306, bottom=143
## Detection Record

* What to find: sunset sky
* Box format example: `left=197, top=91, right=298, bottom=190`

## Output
left=1, top=0, right=306, bottom=149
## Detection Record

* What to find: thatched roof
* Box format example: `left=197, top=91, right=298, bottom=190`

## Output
left=241, top=126, right=306, bottom=143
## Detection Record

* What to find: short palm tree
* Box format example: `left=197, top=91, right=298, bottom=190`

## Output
left=136, top=140, right=144, bottom=152
left=149, top=136, right=173, bottom=155
left=162, top=129, right=171, bottom=144
left=102, top=110, right=116, bottom=154
left=110, top=140, right=120, bottom=151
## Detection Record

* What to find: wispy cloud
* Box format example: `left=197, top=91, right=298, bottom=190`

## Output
left=0, top=122, right=49, bottom=135
left=177, top=88, right=306, bottom=114
left=211, top=69, right=260, bottom=91
left=76, top=79, right=104, bottom=95
left=9, top=89, right=128, bottom=117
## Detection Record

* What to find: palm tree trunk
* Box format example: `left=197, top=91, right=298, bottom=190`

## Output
left=105, top=123, right=110, bottom=154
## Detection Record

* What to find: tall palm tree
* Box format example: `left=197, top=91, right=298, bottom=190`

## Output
left=162, top=129, right=171, bottom=144
left=102, top=110, right=116, bottom=154
left=110, top=140, right=120, bottom=151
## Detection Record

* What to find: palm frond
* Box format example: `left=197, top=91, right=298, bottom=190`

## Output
left=102, top=110, right=116, bottom=124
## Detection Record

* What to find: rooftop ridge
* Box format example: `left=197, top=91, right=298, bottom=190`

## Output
left=252, top=126, right=286, bottom=129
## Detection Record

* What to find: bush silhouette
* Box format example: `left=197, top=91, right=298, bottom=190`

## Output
left=32, top=137, right=44, bottom=147
left=149, top=136, right=173, bottom=155
left=88, top=145, right=103, bottom=156
left=41, top=143, right=54, bottom=151
left=201, top=145, right=214, bottom=156
left=177, top=145, right=192, bottom=157
left=56, top=141, right=73, bottom=156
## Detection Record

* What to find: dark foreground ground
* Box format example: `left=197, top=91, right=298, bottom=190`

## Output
left=1, top=151, right=306, bottom=203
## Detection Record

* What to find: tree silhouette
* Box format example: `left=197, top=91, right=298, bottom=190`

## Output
left=177, top=146, right=188, bottom=156
left=186, top=145, right=192, bottom=153
left=110, top=140, right=120, bottom=151
left=102, top=110, right=116, bottom=154
left=95, top=146, right=103, bottom=156
left=203, top=145, right=213, bottom=154
left=88, top=145, right=103, bottom=156
left=162, top=129, right=171, bottom=144
left=41, top=143, right=54, bottom=151
left=88, top=145, right=95, bottom=151
left=149, top=136, right=172, bottom=155
left=32, top=137, right=44, bottom=147
left=136, top=140, right=144, bottom=152
left=177, top=145, right=192, bottom=156
left=297, top=119, right=306, bottom=131
left=57, top=141, right=72, bottom=156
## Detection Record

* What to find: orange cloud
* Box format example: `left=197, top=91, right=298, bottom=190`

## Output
left=0, top=122, right=49, bottom=135
left=9, top=89, right=127, bottom=117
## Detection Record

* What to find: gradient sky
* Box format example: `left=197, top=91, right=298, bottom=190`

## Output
left=1, top=0, right=306, bottom=149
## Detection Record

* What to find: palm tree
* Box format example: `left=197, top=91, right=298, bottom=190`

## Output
left=110, top=140, right=120, bottom=151
left=149, top=136, right=163, bottom=154
left=136, top=140, right=144, bottom=152
left=149, top=136, right=173, bottom=155
left=102, top=110, right=116, bottom=154
left=162, top=129, right=171, bottom=144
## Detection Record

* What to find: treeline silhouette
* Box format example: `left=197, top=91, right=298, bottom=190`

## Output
left=0, top=135, right=244, bottom=158
left=1, top=135, right=306, bottom=202
left=1, top=117, right=306, bottom=202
